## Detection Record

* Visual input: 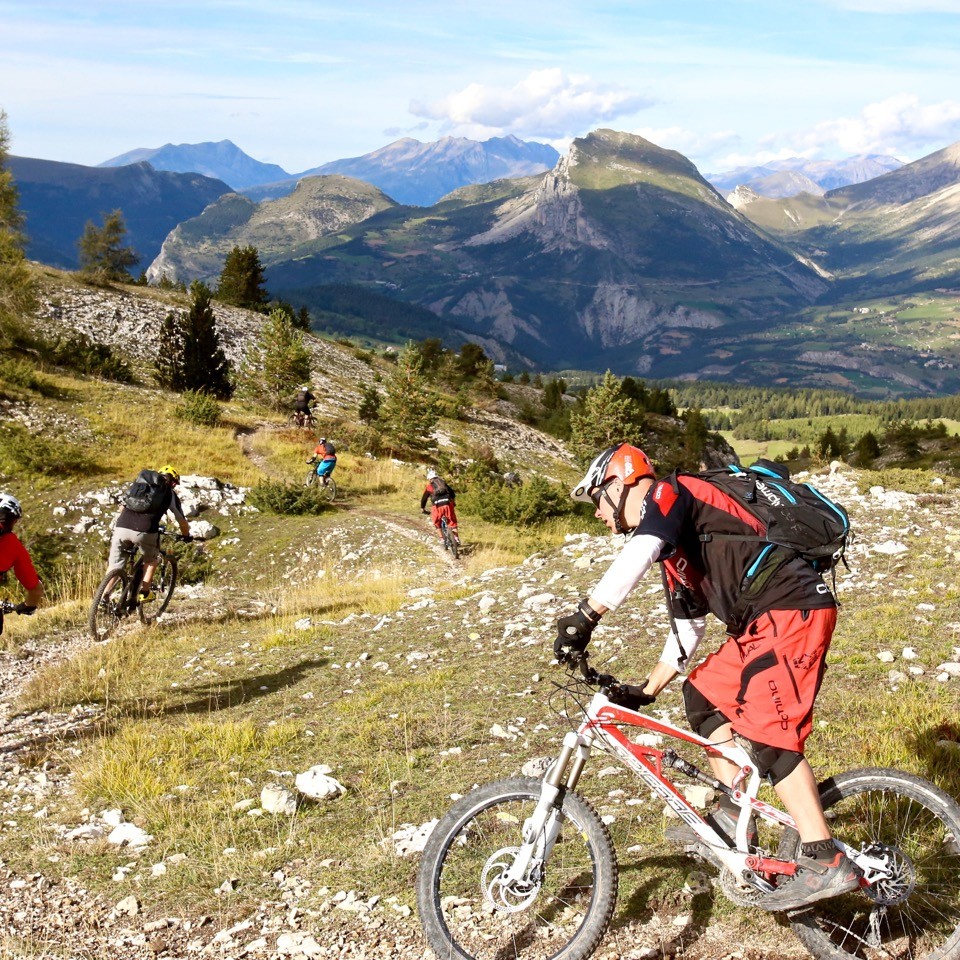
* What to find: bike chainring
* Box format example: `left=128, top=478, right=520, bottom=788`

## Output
left=481, top=847, right=542, bottom=913
left=718, top=867, right=768, bottom=907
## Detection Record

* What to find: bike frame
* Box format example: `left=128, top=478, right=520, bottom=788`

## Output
left=503, top=683, right=889, bottom=897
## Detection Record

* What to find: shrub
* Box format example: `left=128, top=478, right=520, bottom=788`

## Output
left=461, top=475, right=578, bottom=526
left=175, top=390, right=222, bottom=427
left=168, top=538, right=215, bottom=584
left=341, top=423, right=383, bottom=457
left=0, top=423, right=98, bottom=478
left=247, top=480, right=333, bottom=516
left=0, top=358, right=48, bottom=392
left=42, top=332, right=134, bottom=383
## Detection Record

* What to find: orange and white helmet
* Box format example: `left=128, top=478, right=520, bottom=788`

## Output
left=571, top=444, right=655, bottom=504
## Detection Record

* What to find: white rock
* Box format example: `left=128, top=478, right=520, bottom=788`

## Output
left=276, top=932, right=324, bottom=957
left=682, top=785, right=715, bottom=809
left=101, top=808, right=125, bottom=827
left=114, top=895, right=140, bottom=917
left=295, top=767, right=345, bottom=801
left=684, top=870, right=712, bottom=895
left=65, top=824, right=105, bottom=841
left=873, top=540, right=908, bottom=555
left=877, top=650, right=896, bottom=663
left=478, top=595, right=497, bottom=612
left=392, top=820, right=438, bottom=857
left=902, top=647, right=919, bottom=660
left=522, top=757, right=554, bottom=778
left=522, top=592, right=557, bottom=609
left=108, top=823, right=153, bottom=848
left=190, top=519, right=220, bottom=539
left=260, top=784, right=298, bottom=815
left=936, top=662, right=960, bottom=678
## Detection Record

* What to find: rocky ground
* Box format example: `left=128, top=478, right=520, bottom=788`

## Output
left=1, top=463, right=959, bottom=959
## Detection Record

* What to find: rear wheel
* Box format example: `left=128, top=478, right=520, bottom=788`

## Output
left=781, top=768, right=960, bottom=960
left=441, top=520, right=459, bottom=558
left=416, top=777, right=618, bottom=960
left=138, top=555, right=178, bottom=624
left=321, top=477, right=337, bottom=503
left=89, top=568, right=128, bottom=642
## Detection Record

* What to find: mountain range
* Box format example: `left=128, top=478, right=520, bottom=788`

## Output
left=100, top=140, right=288, bottom=191
left=706, top=155, right=904, bottom=198
left=11, top=129, right=960, bottom=395
left=150, top=129, right=829, bottom=376
left=8, top=156, right=230, bottom=270
left=101, top=136, right=560, bottom=207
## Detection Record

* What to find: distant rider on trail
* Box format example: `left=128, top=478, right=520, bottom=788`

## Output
left=420, top=469, right=459, bottom=545
left=308, top=437, right=337, bottom=484
left=293, top=385, right=315, bottom=425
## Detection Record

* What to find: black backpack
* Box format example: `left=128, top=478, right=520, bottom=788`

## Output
left=429, top=478, right=454, bottom=506
left=123, top=470, right=168, bottom=514
left=690, top=459, right=850, bottom=572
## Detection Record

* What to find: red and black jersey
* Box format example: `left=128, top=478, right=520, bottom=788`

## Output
left=0, top=532, right=41, bottom=591
left=636, top=474, right=835, bottom=633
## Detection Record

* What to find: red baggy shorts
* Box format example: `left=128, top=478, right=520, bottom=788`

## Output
left=686, top=607, right=836, bottom=752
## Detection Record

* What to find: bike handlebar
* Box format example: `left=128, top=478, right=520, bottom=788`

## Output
left=568, top=654, right=655, bottom=710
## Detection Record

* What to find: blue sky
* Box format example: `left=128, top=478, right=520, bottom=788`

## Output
left=3, top=0, right=960, bottom=176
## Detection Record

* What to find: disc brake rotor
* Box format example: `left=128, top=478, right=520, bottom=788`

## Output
left=481, top=847, right=542, bottom=913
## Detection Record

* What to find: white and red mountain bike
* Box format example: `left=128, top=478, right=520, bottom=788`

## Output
left=416, top=654, right=960, bottom=960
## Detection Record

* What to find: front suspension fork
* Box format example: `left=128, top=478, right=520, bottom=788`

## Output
left=501, top=733, right=591, bottom=885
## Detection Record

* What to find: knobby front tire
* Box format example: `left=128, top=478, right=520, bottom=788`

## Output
left=89, top=568, right=128, bottom=642
left=137, top=555, right=178, bottom=624
left=780, top=768, right=960, bottom=960
left=415, top=776, right=618, bottom=960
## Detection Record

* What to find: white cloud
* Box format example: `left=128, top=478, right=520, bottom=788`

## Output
left=410, top=68, right=652, bottom=139
left=824, top=0, right=960, bottom=11
left=795, top=94, right=960, bottom=156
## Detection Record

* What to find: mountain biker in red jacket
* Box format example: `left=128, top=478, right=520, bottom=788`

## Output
left=0, top=492, right=44, bottom=616
left=552, top=443, right=859, bottom=912
left=421, top=470, right=459, bottom=543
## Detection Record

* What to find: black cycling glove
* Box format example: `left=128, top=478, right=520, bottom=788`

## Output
left=14, top=603, right=37, bottom=615
left=610, top=682, right=656, bottom=710
left=554, top=603, right=600, bottom=663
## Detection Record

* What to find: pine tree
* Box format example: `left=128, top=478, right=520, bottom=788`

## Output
left=216, top=245, right=269, bottom=310
left=182, top=282, right=231, bottom=398
left=380, top=345, right=439, bottom=454
left=569, top=371, right=642, bottom=464
left=236, top=307, right=311, bottom=409
left=155, top=283, right=232, bottom=398
left=77, top=209, right=138, bottom=283
left=358, top=385, right=381, bottom=423
left=0, top=110, right=37, bottom=344
left=682, top=407, right=711, bottom=466
left=155, top=310, right=187, bottom=391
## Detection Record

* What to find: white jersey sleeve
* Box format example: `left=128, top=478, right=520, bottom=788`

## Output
left=590, top=534, right=666, bottom=611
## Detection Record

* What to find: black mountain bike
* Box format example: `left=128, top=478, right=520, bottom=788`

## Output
left=440, top=516, right=460, bottom=559
left=89, top=528, right=186, bottom=641
left=304, top=460, right=338, bottom=502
